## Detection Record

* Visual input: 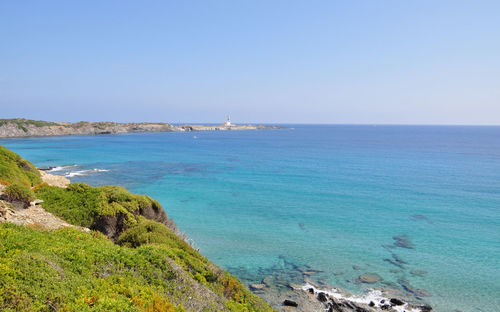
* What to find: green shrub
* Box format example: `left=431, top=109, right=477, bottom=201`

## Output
left=117, top=218, right=172, bottom=248
left=4, top=182, right=34, bottom=207
left=35, top=183, right=161, bottom=228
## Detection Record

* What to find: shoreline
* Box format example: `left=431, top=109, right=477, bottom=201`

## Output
left=240, top=262, right=433, bottom=312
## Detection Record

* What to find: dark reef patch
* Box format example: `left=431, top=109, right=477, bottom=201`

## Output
left=392, top=235, right=414, bottom=249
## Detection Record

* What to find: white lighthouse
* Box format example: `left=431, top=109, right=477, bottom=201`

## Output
left=224, top=114, right=231, bottom=127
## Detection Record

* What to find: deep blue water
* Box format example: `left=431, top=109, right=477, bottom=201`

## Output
left=1, top=125, right=499, bottom=312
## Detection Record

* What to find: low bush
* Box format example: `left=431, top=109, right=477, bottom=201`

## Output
left=117, top=218, right=172, bottom=248
left=4, top=182, right=34, bottom=207
left=35, top=183, right=162, bottom=228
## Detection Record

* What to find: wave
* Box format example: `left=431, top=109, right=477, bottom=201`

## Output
left=64, top=168, right=110, bottom=177
left=47, top=165, right=77, bottom=172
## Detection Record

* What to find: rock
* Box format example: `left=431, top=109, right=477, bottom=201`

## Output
left=250, top=284, right=266, bottom=290
left=359, top=273, right=382, bottom=283
left=399, top=279, right=432, bottom=297
left=390, top=298, right=405, bottom=306
left=262, top=275, right=273, bottom=287
left=317, top=292, right=328, bottom=302
left=308, top=288, right=314, bottom=294
left=380, top=304, right=391, bottom=310
left=39, top=171, right=70, bottom=188
left=419, top=305, right=433, bottom=312
left=283, top=299, right=298, bottom=307
left=31, top=199, right=44, bottom=206
left=414, top=288, right=432, bottom=297
left=391, top=253, right=408, bottom=264
left=392, top=235, right=414, bottom=249
left=384, top=258, right=405, bottom=269
left=328, top=299, right=343, bottom=312
left=368, top=301, right=375, bottom=307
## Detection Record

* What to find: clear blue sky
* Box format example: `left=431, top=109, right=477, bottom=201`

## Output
left=1, top=1, right=499, bottom=124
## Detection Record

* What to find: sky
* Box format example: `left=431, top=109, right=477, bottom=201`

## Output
left=1, top=1, right=499, bottom=125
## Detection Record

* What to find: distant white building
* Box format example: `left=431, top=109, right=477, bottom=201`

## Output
left=224, top=114, right=231, bottom=127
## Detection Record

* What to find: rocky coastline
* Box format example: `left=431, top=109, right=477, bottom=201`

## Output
left=228, top=257, right=434, bottom=312
left=0, top=119, right=282, bottom=138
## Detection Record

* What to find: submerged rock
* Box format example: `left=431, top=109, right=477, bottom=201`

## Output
left=384, top=258, right=405, bottom=269
left=250, top=283, right=266, bottom=290
left=399, top=279, right=432, bottom=297
left=419, top=305, right=433, bottom=312
left=392, top=235, right=414, bottom=249
left=391, top=253, right=408, bottom=264
left=283, top=299, right=298, bottom=307
left=359, top=273, right=382, bottom=283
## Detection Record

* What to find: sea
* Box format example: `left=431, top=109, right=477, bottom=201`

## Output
left=1, top=125, right=499, bottom=312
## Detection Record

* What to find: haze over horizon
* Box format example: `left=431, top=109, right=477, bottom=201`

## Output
left=1, top=1, right=499, bottom=125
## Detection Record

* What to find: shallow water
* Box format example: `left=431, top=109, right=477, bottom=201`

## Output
left=2, top=125, right=499, bottom=311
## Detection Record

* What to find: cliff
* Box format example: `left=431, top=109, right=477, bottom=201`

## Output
left=0, top=144, right=274, bottom=311
left=0, top=119, right=282, bottom=138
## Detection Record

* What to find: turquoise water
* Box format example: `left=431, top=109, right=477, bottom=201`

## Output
left=1, top=125, right=499, bottom=311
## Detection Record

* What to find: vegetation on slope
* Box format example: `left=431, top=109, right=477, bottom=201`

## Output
left=4, top=182, right=35, bottom=207
left=35, top=183, right=161, bottom=229
left=0, top=145, right=42, bottom=186
left=0, top=222, right=272, bottom=312
left=0, top=146, right=274, bottom=312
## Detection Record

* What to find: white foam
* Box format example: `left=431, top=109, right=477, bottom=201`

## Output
left=301, top=284, right=422, bottom=312
left=48, top=165, right=77, bottom=172
left=64, top=168, right=110, bottom=177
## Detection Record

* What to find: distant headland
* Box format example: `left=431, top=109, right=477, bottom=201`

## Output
left=0, top=118, right=283, bottom=138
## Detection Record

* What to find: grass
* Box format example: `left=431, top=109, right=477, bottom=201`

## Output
left=0, top=223, right=186, bottom=311
left=0, top=219, right=273, bottom=311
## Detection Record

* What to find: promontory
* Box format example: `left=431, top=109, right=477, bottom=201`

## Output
left=0, top=118, right=282, bottom=138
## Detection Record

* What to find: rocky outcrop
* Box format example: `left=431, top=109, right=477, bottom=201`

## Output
left=39, top=170, right=70, bottom=187
left=0, top=119, right=283, bottom=138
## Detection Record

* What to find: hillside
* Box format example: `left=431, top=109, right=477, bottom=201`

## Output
left=0, top=119, right=281, bottom=138
left=0, top=145, right=274, bottom=312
